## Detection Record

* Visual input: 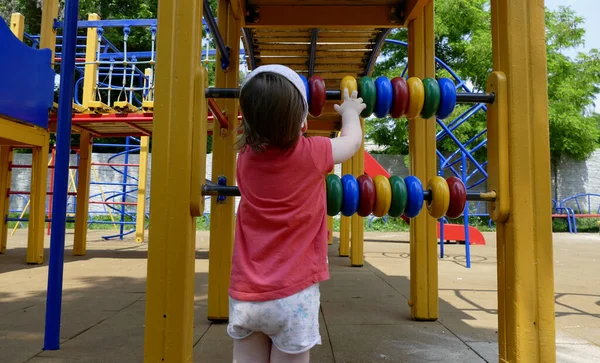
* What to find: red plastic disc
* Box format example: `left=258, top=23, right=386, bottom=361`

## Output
left=357, top=174, right=376, bottom=217
left=309, top=75, right=327, bottom=117
left=390, top=77, right=409, bottom=118
left=446, top=176, right=467, bottom=219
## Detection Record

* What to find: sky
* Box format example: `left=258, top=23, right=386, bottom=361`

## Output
left=545, top=0, right=600, bottom=112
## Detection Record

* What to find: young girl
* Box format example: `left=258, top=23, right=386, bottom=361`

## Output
left=228, top=65, right=366, bottom=363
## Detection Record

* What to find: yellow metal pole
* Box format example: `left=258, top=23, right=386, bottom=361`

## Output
left=136, top=136, right=149, bottom=243
left=40, top=0, right=59, bottom=60
left=82, top=14, right=100, bottom=109
left=143, top=0, right=203, bottom=360
left=73, top=132, right=92, bottom=256
left=350, top=119, right=365, bottom=266
left=407, top=0, right=438, bottom=321
left=144, top=67, right=154, bottom=108
left=27, top=134, right=50, bottom=264
left=327, top=217, right=333, bottom=245
left=207, top=0, right=241, bottom=321
left=490, top=1, right=556, bottom=362
left=0, top=147, right=12, bottom=254
left=338, top=159, right=351, bottom=257
left=10, top=13, right=25, bottom=40
left=327, top=170, right=334, bottom=245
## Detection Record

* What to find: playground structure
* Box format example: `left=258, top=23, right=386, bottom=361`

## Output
left=0, top=0, right=556, bottom=362
left=1, top=10, right=494, bottom=264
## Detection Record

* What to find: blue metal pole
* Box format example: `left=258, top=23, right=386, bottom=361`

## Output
left=462, top=153, right=471, bottom=269
left=44, top=0, right=80, bottom=351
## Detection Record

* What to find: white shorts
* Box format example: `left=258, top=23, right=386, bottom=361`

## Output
left=227, top=283, right=322, bottom=354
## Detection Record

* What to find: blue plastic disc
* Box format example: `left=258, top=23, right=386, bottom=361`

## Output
left=299, top=74, right=310, bottom=105
left=403, top=175, right=424, bottom=218
left=341, top=174, right=360, bottom=217
left=374, top=76, right=393, bottom=118
left=436, top=78, right=457, bottom=120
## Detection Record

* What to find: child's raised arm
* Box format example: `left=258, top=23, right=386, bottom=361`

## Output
left=330, top=88, right=366, bottom=164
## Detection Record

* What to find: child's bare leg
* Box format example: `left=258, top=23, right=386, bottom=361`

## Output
left=232, top=332, right=272, bottom=363
left=270, top=346, right=310, bottom=363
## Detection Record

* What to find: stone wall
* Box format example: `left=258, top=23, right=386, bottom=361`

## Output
left=8, top=150, right=600, bottom=215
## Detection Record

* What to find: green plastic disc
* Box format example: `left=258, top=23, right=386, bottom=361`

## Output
left=358, top=76, right=377, bottom=118
left=326, top=174, right=343, bottom=216
left=388, top=175, right=408, bottom=217
left=421, top=77, right=441, bottom=119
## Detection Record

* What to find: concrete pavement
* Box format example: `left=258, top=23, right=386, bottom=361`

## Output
left=1, top=229, right=599, bottom=362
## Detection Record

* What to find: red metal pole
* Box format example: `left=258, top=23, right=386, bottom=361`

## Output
left=207, top=98, right=229, bottom=130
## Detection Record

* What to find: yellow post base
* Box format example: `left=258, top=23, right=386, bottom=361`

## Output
left=407, top=1, right=438, bottom=321
left=350, top=119, right=365, bottom=267
left=73, top=132, right=92, bottom=256
left=135, top=136, right=149, bottom=243
left=491, top=0, right=556, bottom=361
left=27, top=136, right=50, bottom=264
left=0, top=146, right=13, bottom=254
left=143, top=0, right=203, bottom=360
left=207, top=0, right=241, bottom=322
left=327, top=216, right=333, bottom=245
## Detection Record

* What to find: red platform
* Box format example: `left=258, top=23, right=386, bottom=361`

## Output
left=363, top=151, right=486, bottom=246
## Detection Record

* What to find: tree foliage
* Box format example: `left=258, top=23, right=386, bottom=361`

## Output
left=6, top=1, right=599, bottom=162
left=368, top=1, right=600, bottom=163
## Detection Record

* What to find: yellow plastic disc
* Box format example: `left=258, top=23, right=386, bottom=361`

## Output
left=427, top=176, right=450, bottom=219
left=406, top=77, right=425, bottom=119
left=372, top=175, right=392, bottom=217
left=340, top=76, right=358, bottom=100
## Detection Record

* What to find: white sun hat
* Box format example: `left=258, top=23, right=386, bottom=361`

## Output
left=240, top=64, right=309, bottom=122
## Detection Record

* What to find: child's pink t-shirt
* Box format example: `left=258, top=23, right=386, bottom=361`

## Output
left=229, top=136, right=334, bottom=302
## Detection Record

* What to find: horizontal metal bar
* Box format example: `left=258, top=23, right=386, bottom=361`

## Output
left=199, top=182, right=496, bottom=202
left=202, top=180, right=241, bottom=197
left=88, top=220, right=137, bottom=225
left=202, top=185, right=241, bottom=197
left=466, top=191, right=497, bottom=202
left=456, top=92, right=495, bottom=104
left=423, top=190, right=496, bottom=202
left=6, top=218, right=76, bottom=223
left=89, top=182, right=138, bottom=186
left=54, top=19, right=158, bottom=29
left=205, top=88, right=494, bottom=104
left=10, top=164, right=78, bottom=170
left=92, top=163, right=140, bottom=167
left=93, top=143, right=142, bottom=147
left=9, top=191, right=77, bottom=196
left=89, top=201, right=138, bottom=205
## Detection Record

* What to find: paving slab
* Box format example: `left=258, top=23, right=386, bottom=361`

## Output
left=327, top=323, right=485, bottom=362
left=36, top=300, right=146, bottom=361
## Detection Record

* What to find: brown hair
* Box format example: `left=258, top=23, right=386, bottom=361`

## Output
left=236, top=72, right=306, bottom=153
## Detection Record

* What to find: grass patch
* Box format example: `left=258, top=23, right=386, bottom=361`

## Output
left=8, top=213, right=597, bottom=233
left=7, top=212, right=211, bottom=232
left=552, top=216, right=599, bottom=233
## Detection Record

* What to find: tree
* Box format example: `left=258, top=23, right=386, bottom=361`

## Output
left=367, top=1, right=600, bottom=164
